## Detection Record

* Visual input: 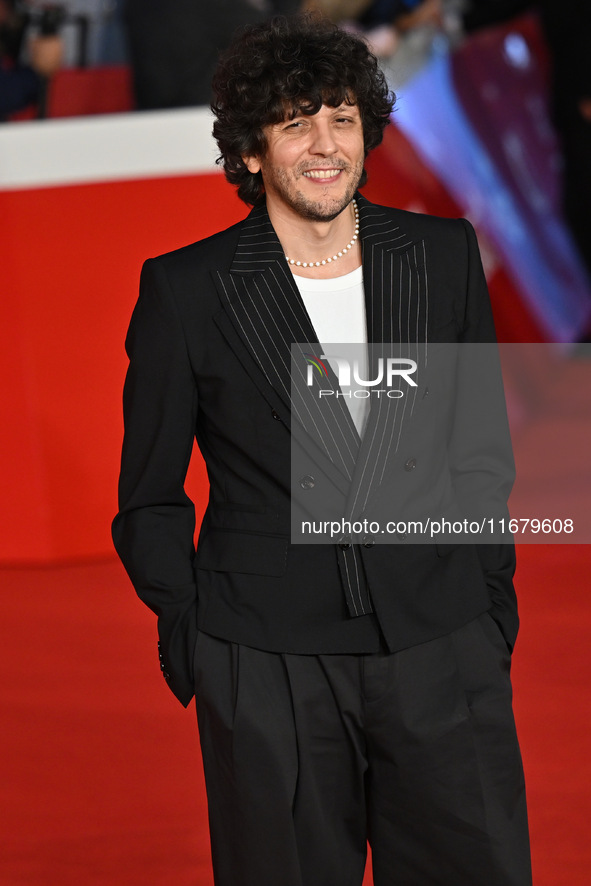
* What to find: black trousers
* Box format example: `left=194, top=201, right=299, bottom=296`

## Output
left=194, top=613, right=532, bottom=886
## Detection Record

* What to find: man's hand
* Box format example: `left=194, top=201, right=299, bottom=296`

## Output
left=29, top=35, right=63, bottom=78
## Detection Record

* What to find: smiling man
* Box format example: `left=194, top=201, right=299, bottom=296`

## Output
left=243, top=102, right=364, bottom=233
left=113, top=14, right=532, bottom=886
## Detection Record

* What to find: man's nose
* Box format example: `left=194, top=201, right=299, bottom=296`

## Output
left=308, top=121, right=338, bottom=155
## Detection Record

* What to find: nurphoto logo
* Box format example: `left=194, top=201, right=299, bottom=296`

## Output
left=304, top=353, right=418, bottom=399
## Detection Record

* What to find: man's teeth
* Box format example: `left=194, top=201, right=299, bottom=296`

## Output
left=303, top=170, right=341, bottom=179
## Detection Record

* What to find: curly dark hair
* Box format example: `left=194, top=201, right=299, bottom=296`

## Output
left=211, top=13, right=395, bottom=205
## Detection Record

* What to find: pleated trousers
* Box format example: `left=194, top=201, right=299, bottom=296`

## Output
left=193, top=612, right=532, bottom=886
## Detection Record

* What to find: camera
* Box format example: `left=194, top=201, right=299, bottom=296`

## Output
left=38, top=4, right=66, bottom=37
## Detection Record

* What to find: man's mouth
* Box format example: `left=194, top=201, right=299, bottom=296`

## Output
left=302, top=169, right=343, bottom=180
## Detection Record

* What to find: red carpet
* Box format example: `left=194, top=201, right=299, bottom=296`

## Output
left=2, top=544, right=590, bottom=885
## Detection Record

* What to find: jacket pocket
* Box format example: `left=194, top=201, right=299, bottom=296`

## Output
left=195, top=529, right=289, bottom=576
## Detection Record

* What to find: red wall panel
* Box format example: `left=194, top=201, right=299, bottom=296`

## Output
left=1, top=173, right=245, bottom=562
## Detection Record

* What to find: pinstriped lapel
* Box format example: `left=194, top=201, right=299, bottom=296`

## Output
left=212, top=202, right=360, bottom=482
left=346, top=197, right=429, bottom=519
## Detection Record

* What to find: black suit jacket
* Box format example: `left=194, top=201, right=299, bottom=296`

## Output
left=113, top=195, right=518, bottom=707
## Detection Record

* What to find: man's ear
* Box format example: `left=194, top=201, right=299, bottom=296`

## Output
left=242, top=155, right=262, bottom=174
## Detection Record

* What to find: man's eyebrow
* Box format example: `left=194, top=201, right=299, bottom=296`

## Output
left=282, top=101, right=359, bottom=120
left=285, top=103, right=315, bottom=120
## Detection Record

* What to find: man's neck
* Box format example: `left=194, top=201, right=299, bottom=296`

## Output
left=267, top=199, right=362, bottom=280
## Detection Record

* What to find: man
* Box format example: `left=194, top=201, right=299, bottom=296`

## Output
left=113, top=14, right=532, bottom=885
left=0, top=0, right=62, bottom=119
left=123, top=0, right=299, bottom=110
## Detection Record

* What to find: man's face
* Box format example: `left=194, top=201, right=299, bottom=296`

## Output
left=244, top=102, right=365, bottom=222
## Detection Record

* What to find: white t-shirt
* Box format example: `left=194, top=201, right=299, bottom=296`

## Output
left=292, top=266, right=369, bottom=436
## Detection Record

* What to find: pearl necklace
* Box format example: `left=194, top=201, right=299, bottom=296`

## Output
left=285, top=200, right=359, bottom=269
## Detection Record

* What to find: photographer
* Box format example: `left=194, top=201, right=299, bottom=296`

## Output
left=0, top=1, right=63, bottom=118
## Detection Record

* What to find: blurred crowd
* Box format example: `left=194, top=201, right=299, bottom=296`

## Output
left=1, top=1, right=590, bottom=273
left=2, top=2, right=589, bottom=116
left=0, top=1, right=462, bottom=119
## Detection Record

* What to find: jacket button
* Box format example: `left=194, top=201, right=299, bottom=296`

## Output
left=271, top=409, right=281, bottom=421
left=404, top=457, right=417, bottom=472
left=338, top=536, right=351, bottom=550
left=299, top=475, right=315, bottom=489
left=362, top=536, right=375, bottom=548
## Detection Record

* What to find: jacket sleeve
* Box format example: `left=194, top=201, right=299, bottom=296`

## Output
left=454, top=219, right=519, bottom=652
left=112, top=258, right=199, bottom=706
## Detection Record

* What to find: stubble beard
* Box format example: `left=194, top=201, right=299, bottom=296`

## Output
left=263, top=159, right=364, bottom=222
